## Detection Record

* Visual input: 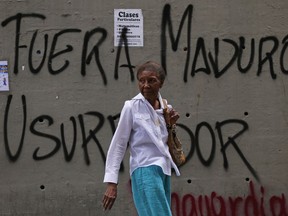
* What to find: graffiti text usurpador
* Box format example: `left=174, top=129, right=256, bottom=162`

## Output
left=4, top=95, right=259, bottom=181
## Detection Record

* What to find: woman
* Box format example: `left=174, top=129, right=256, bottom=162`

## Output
left=102, top=61, right=180, bottom=215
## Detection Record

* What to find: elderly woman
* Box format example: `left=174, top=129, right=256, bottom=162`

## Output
left=102, top=61, right=180, bottom=216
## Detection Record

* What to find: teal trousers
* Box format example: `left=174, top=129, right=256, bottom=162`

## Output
left=131, top=165, right=172, bottom=216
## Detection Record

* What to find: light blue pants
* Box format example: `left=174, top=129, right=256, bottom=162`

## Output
left=131, top=165, right=172, bottom=216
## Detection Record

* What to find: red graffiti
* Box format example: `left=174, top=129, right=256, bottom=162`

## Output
left=172, top=181, right=287, bottom=216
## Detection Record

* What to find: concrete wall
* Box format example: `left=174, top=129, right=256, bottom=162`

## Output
left=0, top=0, right=287, bottom=215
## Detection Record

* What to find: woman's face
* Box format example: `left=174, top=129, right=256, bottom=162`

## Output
left=138, top=70, right=163, bottom=101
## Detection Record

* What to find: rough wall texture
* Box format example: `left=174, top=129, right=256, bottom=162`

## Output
left=0, top=0, right=287, bottom=215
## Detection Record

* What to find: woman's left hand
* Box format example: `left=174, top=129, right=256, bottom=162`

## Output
left=169, top=109, right=180, bottom=125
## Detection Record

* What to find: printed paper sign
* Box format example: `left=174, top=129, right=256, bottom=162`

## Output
left=114, top=9, right=144, bottom=47
left=0, top=60, right=9, bottom=91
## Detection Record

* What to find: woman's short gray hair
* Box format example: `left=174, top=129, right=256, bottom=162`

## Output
left=136, top=61, right=166, bottom=84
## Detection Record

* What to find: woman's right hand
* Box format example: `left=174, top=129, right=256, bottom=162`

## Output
left=102, top=183, right=118, bottom=210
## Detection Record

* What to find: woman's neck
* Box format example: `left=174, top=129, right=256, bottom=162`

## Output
left=147, top=98, right=160, bottom=110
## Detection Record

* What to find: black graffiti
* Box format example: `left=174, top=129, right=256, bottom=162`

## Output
left=4, top=95, right=27, bottom=161
left=61, top=116, right=77, bottom=162
left=81, top=27, right=108, bottom=84
left=180, top=117, right=259, bottom=181
left=4, top=95, right=108, bottom=166
left=30, top=115, right=61, bottom=160
left=195, top=122, right=216, bottom=166
left=1, top=7, right=288, bottom=85
left=216, top=119, right=259, bottom=181
left=161, top=4, right=288, bottom=82
left=1, top=13, right=133, bottom=85
left=3, top=95, right=259, bottom=180
left=161, top=4, right=193, bottom=80
left=114, top=27, right=135, bottom=81
left=1, top=13, right=46, bottom=76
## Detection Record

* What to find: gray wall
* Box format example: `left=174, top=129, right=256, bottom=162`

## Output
left=0, top=1, right=287, bottom=215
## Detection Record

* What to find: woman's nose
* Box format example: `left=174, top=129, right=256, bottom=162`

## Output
left=143, top=81, right=150, bottom=87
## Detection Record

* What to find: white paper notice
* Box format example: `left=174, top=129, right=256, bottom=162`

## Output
left=0, top=60, right=9, bottom=91
left=114, top=9, right=143, bottom=47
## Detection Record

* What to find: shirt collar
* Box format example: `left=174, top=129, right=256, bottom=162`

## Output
left=132, top=92, right=164, bottom=109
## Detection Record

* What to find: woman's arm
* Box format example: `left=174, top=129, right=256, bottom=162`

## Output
left=102, top=101, right=133, bottom=210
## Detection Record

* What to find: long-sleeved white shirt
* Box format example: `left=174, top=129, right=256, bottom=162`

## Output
left=103, top=93, right=180, bottom=184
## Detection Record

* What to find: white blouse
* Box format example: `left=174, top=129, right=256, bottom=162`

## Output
left=103, top=93, right=180, bottom=184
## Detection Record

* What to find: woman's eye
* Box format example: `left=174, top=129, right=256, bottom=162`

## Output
left=138, top=78, right=159, bottom=85
left=148, top=79, right=157, bottom=84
